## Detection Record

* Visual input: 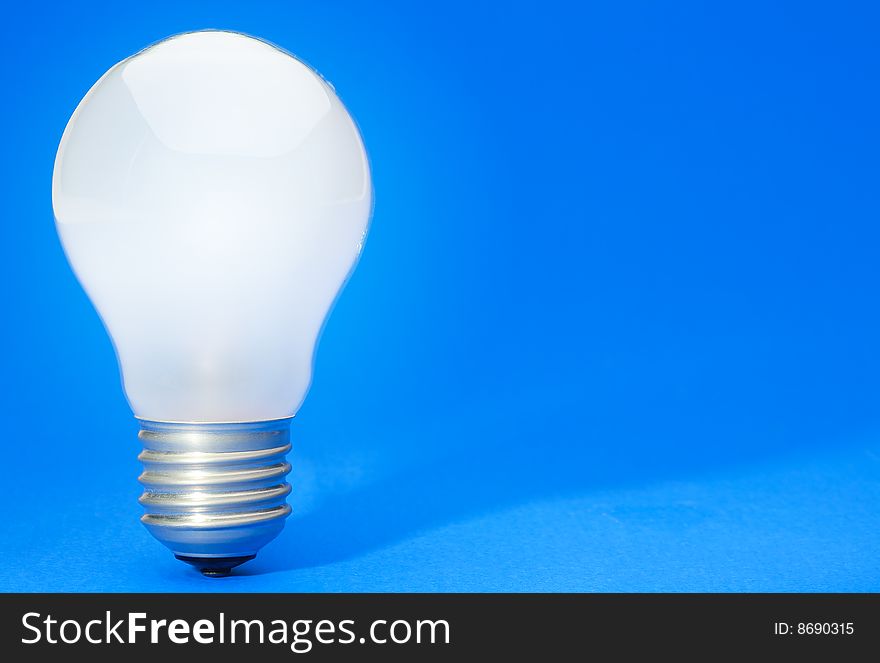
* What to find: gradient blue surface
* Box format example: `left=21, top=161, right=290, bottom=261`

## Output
left=2, top=1, right=880, bottom=592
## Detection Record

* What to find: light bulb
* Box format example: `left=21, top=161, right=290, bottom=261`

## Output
left=52, top=31, right=372, bottom=575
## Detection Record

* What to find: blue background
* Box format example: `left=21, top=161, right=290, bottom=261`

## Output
left=2, top=1, right=879, bottom=592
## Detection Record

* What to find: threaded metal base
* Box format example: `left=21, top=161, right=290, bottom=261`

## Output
left=137, top=419, right=293, bottom=572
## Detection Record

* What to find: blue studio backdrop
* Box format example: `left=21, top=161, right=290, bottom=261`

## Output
left=2, top=1, right=880, bottom=591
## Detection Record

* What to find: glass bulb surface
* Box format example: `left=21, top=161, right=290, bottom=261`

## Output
left=52, top=30, right=372, bottom=423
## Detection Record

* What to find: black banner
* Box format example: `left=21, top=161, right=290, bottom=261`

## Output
left=1, top=594, right=877, bottom=659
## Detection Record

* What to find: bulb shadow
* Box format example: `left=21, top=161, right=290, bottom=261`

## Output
left=246, top=407, right=863, bottom=574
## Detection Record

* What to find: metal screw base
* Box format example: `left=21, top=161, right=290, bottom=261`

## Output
left=137, top=419, right=293, bottom=574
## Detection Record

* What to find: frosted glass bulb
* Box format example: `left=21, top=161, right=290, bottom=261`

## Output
left=52, top=31, right=371, bottom=575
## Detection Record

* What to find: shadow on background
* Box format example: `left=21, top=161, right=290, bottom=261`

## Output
left=253, top=384, right=878, bottom=572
